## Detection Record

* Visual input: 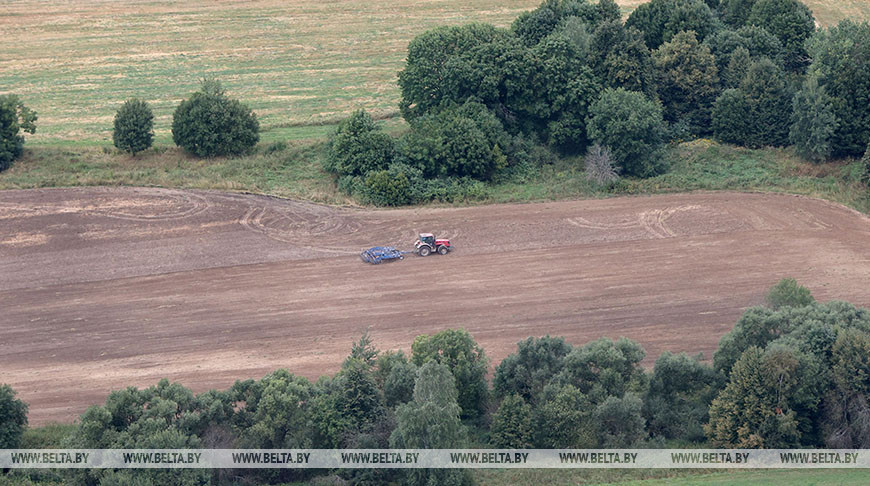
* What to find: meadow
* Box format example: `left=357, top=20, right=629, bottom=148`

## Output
left=1, top=0, right=867, bottom=146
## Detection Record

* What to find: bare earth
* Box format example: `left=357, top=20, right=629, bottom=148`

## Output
left=1, top=188, right=869, bottom=425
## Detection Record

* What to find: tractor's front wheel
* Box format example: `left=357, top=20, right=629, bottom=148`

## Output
left=437, top=245, right=449, bottom=255
left=418, top=246, right=431, bottom=257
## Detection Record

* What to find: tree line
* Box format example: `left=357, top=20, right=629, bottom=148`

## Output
left=326, top=0, right=870, bottom=205
left=2, top=1, right=869, bottom=205
left=2, top=279, right=868, bottom=485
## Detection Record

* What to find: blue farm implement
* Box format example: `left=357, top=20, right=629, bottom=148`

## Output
left=361, top=234, right=452, bottom=264
left=360, top=246, right=406, bottom=264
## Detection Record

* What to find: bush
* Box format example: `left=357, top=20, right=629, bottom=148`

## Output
left=362, top=164, right=417, bottom=206
left=325, top=109, right=394, bottom=178
left=171, top=79, right=259, bottom=157
left=586, top=88, right=667, bottom=178
left=767, top=277, right=815, bottom=309
left=0, top=384, right=28, bottom=448
left=113, top=98, right=154, bottom=155
left=0, top=95, right=37, bottom=172
left=401, top=101, right=510, bottom=181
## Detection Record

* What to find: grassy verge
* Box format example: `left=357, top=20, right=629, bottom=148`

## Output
left=474, top=468, right=870, bottom=486
left=485, top=139, right=870, bottom=213
left=2, top=139, right=867, bottom=213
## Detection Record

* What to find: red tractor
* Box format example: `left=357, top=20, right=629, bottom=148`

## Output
left=415, top=233, right=451, bottom=256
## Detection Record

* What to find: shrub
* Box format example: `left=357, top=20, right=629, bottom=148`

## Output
left=362, top=164, right=417, bottom=206
left=401, top=101, right=510, bottom=181
left=113, top=98, right=154, bottom=155
left=325, top=109, right=394, bottom=178
left=0, top=384, right=28, bottom=448
left=0, top=95, right=37, bottom=172
left=586, top=88, right=667, bottom=178
left=171, top=79, right=259, bottom=157
left=767, top=277, right=815, bottom=309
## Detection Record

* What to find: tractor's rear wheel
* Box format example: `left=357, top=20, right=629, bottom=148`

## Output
left=418, top=246, right=431, bottom=257
left=437, top=245, right=448, bottom=255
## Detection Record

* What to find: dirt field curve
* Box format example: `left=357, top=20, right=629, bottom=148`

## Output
left=2, top=187, right=869, bottom=424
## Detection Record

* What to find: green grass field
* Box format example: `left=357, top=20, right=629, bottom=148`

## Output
left=2, top=0, right=867, bottom=147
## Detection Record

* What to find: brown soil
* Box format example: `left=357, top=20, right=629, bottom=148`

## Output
left=1, top=187, right=868, bottom=425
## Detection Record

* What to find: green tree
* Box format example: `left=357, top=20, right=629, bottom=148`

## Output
left=391, top=361, right=472, bottom=486
left=411, top=328, right=489, bottom=418
left=399, top=23, right=504, bottom=120
left=533, top=384, right=595, bottom=447
left=231, top=370, right=314, bottom=450
left=643, top=352, right=719, bottom=441
left=706, top=345, right=822, bottom=447
left=552, top=337, right=647, bottom=404
left=704, top=25, right=784, bottom=75
left=590, top=20, right=658, bottom=97
left=325, top=109, right=394, bottom=178
left=0, top=384, right=28, bottom=449
left=653, top=30, right=720, bottom=132
left=171, top=79, right=259, bottom=157
left=534, top=31, right=603, bottom=152
left=113, top=98, right=154, bottom=155
left=721, top=46, right=751, bottom=88
left=512, top=0, right=600, bottom=47
left=401, top=101, right=510, bottom=181
left=625, top=0, right=721, bottom=50
left=490, top=394, right=534, bottom=448
left=806, top=20, right=870, bottom=157
left=767, top=277, right=815, bottom=309
left=586, top=88, right=667, bottom=178
left=66, top=379, right=225, bottom=485
left=747, top=0, right=815, bottom=71
left=713, top=300, right=870, bottom=375
left=492, top=335, right=572, bottom=403
left=594, top=393, right=646, bottom=447
left=0, top=95, right=37, bottom=172
left=712, top=58, right=792, bottom=147
left=719, top=0, right=758, bottom=27
left=821, top=329, right=870, bottom=447
left=311, top=359, right=385, bottom=448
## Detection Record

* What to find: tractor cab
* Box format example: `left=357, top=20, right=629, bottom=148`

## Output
left=415, top=233, right=451, bottom=257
